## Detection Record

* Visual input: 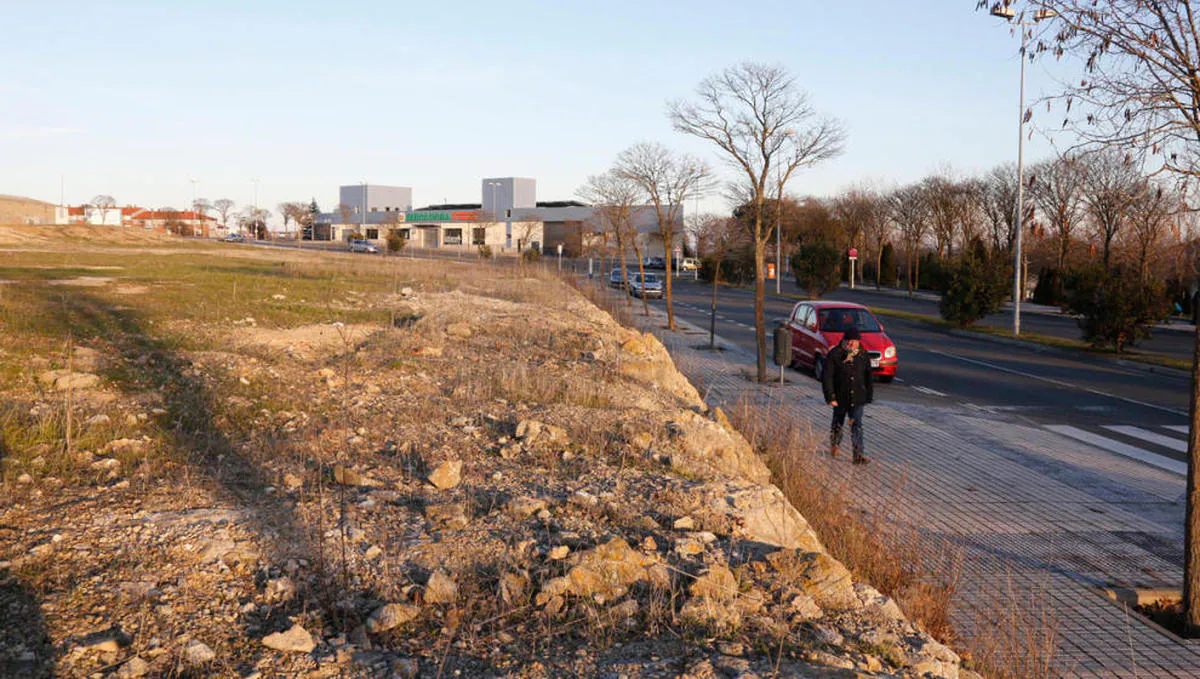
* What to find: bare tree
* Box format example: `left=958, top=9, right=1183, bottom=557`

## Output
left=670, top=62, right=846, bottom=381
left=834, top=187, right=892, bottom=288
left=889, top=184, right=931, bottom=295
left=693, top=214, right=747, bottom=348
left=1030, top=154, right=1089, bottom=273
left=192, top=197, right=211, bottom=218
left=922, top=173, right=979, bottom=260
left=987, top=0, right=1200, bottom=631
left=616, top=142, right=711, bottom=330
left=213, top=198, right=235, bottom=228
left=88, top=195, right=116, bottom=223
left=1081, top=148, right=1145, bottom=268
left=972, top=163, right=1020, bottom=253
left=1125, top=181, right=1178, bottom=282
left=578, top=170, right=646, bottom=311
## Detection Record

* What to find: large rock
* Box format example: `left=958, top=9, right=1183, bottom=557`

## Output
left=427, top=460, right=462, bottom=490
left=535, top=537, right=667, bottom=610
left=366, top=603, right=421, bottom=633
left=425, top=569, right=458, bottom=604
left=181, top=640, right=215, bottom=665
left=767, top=550, right=859, bottom=611
left=667, top=411, right=771, bottom=486
left=515, top=420, right=567, bottom=446
left=38, top=370, right=100, bottom=391
left=616, top=332, right=705, bottom=409
left=262, top=624, right=316, bottom=653
left=724, top=485, right=825, bottom=553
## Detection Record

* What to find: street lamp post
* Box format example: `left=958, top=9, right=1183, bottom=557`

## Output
left=189, top=178, right=198, bottom=235
left=992, top=6, right=1056, bottom=336
left=251, top=178, right=260, bottom=239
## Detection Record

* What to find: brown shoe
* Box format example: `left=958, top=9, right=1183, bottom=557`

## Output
left=830, top=445, right=839, bottom=458
left=852, top=455, right=871, bottom=466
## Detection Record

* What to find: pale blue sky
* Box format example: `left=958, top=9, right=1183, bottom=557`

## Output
left=1, top=0, right=1076, bottom=223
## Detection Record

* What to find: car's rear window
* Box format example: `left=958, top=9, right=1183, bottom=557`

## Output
left=818, top=308, right=881, bottom=332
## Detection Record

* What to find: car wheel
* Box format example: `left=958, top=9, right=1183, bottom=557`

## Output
left=812, top=354, right=825, bottom=382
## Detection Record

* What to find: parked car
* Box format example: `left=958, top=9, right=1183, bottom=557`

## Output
left=628, top=272, right=664, bottom=299
left=222, top=233, right=246, bottom=243
left=349, top=239, right=379, bottom=254
left=643, top=256, right=666, bottom=270
left=609, top=267, right=628, bottom=289
left=785, top=301, right=897, bottom=382
left=678, top=257, right=699, bottom=272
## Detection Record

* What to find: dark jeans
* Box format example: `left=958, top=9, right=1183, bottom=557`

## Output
left=830, top=403, right=865, bottom=457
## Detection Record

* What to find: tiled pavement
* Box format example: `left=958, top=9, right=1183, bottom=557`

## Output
left=630, top=308, right=1200, bottom=678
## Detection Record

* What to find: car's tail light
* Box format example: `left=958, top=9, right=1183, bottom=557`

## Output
left=884, top=346, right=896, bottom=359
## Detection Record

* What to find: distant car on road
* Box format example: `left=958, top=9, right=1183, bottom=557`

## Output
left=678, top=257, right=699, bottom=272
left=609, top=268, right=628, bottom=289
left=786, top=300, right=897, bottom=382
left=349, top=239, right=379, bottom=254
left=222, top=233, right=246, bottom=243
left=628, top=272, right=664, bottom=299
left=643, top=256, right=666, bottom=270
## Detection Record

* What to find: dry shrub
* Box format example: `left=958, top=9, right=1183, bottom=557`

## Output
left=725, top=399, right=961, bottom=643
left=963, top=574, right=1060, bottom=679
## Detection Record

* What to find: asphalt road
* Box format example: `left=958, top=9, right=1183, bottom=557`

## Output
left=638, top=277, right=1192, bottom=466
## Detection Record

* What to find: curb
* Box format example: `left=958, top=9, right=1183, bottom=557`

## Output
left=942, top=327, right=1191, bottom=379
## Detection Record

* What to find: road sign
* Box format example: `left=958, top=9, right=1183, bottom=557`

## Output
left=848, top=247, right=858, bottom=260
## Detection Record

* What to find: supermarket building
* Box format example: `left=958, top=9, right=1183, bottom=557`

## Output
left=312, top=177, right=680, bottom=257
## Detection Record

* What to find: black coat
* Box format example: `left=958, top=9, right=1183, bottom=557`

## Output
left=822, top=345, right=874, bottom=406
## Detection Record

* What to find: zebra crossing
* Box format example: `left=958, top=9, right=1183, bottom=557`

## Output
left=1045, top=423, right=1188, bottom=476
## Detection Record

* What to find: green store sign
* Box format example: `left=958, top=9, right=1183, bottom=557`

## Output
left=405, top=210, right=478, bottom=222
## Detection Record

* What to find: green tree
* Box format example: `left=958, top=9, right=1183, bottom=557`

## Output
left=938, top=246, right=1010, bottom=327
left=791, top=239, right=841, bottom=298
left=1065, top=264, right=1169, bottom=353
left=879, top=243, right=897, bottom=286
left=386, top=230, right=406, bottom=255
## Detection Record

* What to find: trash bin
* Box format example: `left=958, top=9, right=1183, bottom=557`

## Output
left=773, top=324, right=791, bottom=367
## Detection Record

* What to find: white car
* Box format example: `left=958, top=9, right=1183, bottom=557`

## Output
left=348, top=239, right=379, bottom=254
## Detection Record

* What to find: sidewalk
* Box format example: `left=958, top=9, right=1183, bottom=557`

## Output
left=632, top=308, right=1196, bottom=678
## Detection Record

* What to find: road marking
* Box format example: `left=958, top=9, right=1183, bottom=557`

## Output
left=930, top=349, right=1187, bottom=417
left=1165, top=425, right=1190, bottom=434
left=1045, top=425, right=1187, bottom=476
left=893, top=377, right=905, bottom=383
left=912, top=386, right=947, bottom=397
left=1102, top=425, right=1188, bottom=453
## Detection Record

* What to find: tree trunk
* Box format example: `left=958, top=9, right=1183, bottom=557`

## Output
left=618, top=243, right=631, bottom=307
left=634, top=246, right=648, bottom=317
left=875, top=247, right=883, bottom=290
left=1187, top=321, right=1200, bottom=634
left=665, top=241, right=675, bottom=331
left=914, top=250, right=922, bottom=296
left=710, top=265, right=718, bottom=349
left=754, top=240, right=767, bottom=382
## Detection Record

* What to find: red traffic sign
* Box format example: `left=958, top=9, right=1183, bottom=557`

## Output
left=848, top=248, right=858, bottom=259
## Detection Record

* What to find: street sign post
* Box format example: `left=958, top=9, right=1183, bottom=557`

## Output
left=848, top=248, right=859, bottom=290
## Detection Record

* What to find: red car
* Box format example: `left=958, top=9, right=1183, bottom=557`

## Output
left=787, top=301, right=898, bottom=383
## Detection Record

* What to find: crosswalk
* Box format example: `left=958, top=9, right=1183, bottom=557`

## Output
left=1045, top=423, right=1188, bottom=476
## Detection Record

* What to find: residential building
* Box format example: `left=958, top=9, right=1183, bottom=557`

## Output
left=126, top=209, right=216, bottom=237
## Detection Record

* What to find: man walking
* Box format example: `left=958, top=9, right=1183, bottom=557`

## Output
left=822, top=327, right=873, bottom=465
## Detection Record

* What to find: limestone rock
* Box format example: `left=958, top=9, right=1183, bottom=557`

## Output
left=425, top=569, right=458, bottom=604
left=262, top=624, right=315, bottom=653
left=515, top=420, right=568, bottom=445
left=507, top=496, right=548, bottom=519
left=534, top=537, right=664, bottom=608
left=726, top=485, right=825, bottom=553
left=333, top=465, right=381, bottom=488
left=667, top=410, right=770, bottom=485
left=182, top=640, right=215, bottom=665
left=427, top=460, right=462, bottom=490
left=445, top=322, right=473, bottom=338
left=116, top=656, right=150, bottom=678
left=366, top=603, right=420, bottom=633
left=38, top=370, right=100, bottom=391
left=767, top=550, right=858, bottom=611
left=426, top=502, right=469, bottom=529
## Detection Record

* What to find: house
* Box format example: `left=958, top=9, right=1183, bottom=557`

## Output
left=126, top=210, right=216, bottom=237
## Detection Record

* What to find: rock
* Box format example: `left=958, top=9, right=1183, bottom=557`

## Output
left=515, top=420, right=567, bottom=445
left=283, top=472, right=304, bottom=489
left=507, top=496, right=548, bottom=519
left=262, top=624, right=316, bottom=653
left=182, top=639, right=215, bottom=665
left=726, top=485, right=825, bottom=552
left=90, top=458, right=120, bottom=471
left=789, top=593, right=824, bottom=620
left=535, top=538, right=665, bottom=608
left=673, top=516, right=696, bottom=530
left=690, top=564, right=738, bottom=603
left=445, top=322, right=472, bottom=338
left=38, top=370, right=100, bottom=391
left=366, top=603, right=420, bottom=633
left=667, top=411, right=770, bottom=485
left=265, top=577, right=296, bottom=602
left=425, top=569, right=458, bottom=604
left=393, top=657, right=420, bottom=677
left=426, top=503, right=469, bottom=530
left=116, top=656, right=150, bottom=678
left=76, top=628, right=123, bottom=655
left=85, top=414, right=110, bottom=426
left=548, top=545, right=570, bottom=560
left=400, top=287, right=413, bottom=297
left=364, top=544, right=383, bottom=560
left=631, top=432, right=654, bottom=450
left=333, top=465, right=381, bottom=488
left=427, top=460, right=462, bottom=490
left=499, top=571, right=530, bottom=606
left=272, top=294, right=287, bottom=300
left=16, top=473, right=33, bottom=485
left=415, top=346, right=443, bottom=357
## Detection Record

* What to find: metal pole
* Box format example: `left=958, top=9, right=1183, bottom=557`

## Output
left=851, top=259, right=856, bottom=290
left=1013, top=25, right=1027, bottom=337
left=775, top=212, right=782, bottom=294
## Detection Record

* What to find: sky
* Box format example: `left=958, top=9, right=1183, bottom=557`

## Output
left=0, top=0, right=1082, bottom=225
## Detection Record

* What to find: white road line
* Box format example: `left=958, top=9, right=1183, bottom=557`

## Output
left=912, top=386, right=947, bottom=397
left=1165, top=425, right=1190, bottom=434
left=1045, top=425, right=1187, bottom=476
left=930, top=349, right=1188, bottom=417
left=1102, top=425, right=1188, bottom=453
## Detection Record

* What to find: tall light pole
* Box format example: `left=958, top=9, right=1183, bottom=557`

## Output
left=189, top=178, right=198, bottom=235
left=361, top=181, right=368, bottom=235
left=251, top=177, right=260, bottom=238
left=991, top=6, right=1055, bottom=336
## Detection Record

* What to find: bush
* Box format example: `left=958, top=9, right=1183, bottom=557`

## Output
left=385, top=231, right=406, bottom=254
left=939, top=249, right=1010, bottom=327
left=1064, top=265, right=1170, bottom=352
left=918, top=253, right=952, bottom=293
left=1032, top=268, right=1063, bottom=306
left=477, top=244, right=493, bottom=259
left=791, top=240, right=842, bottom=298
left=521, top=248, right=541, bottom=263
left=879, top=243, right=897, bottom=286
